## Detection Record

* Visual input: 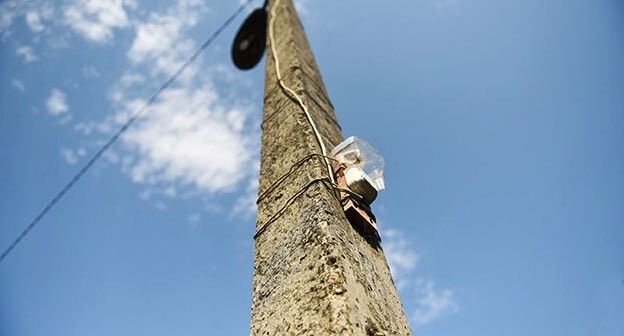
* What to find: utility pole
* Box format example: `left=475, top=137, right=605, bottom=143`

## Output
left=251, top=0, right=413, bottom=334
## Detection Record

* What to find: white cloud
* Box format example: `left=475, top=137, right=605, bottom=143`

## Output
left=60, top=147, right=86, bottom=165
left=82, top=65, right=101, bottom=78
left=120, top=73, right=144, bottom=85
left=10, top=78, right=25, bottom=91
left=62, top=0, right=258, bottom=211
left=436, top=0, right=459, bottom=10
left=413, top=279, right=459, bottom=326
left=384, top=229, right=420, bottom=281
left=64, top=0, right=131, bottom=43
left=382, top=228, right=458, bottom=327
left=97, top=0, right=259, bottom=197
left=119, top=82, right=256, bottom=194
left=60, top=148, right=78, bottom=165
left=127, top=0, right=207, bottom=76
left=46, top=89, right=70, bottom=115
left=231, top=176, right=259, bottom=217
left=1, top=2, right=53, bottom=37
left=16, top=46, right=37, bottom=63
left=0, top=1, right=17, bottom=35
left=293, top=0, right=310, bottom=16
left=74, top=120, right=114, bottom=135
left=188, top=213, right=201, bottom=226
left=25, top=11, right=44, bottom=32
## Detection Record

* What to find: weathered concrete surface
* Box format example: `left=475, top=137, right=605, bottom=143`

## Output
left=250, top=0, right=413, bottom=334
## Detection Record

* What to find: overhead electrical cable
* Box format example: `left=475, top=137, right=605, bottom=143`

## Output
left=0, top=0, right=258, bottom=264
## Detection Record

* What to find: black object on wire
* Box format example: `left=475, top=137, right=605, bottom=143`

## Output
left=0, top=0, right=257, bottom=264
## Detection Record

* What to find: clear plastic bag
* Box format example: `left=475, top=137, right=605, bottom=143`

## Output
left=330, top=136, right=385, bottom=191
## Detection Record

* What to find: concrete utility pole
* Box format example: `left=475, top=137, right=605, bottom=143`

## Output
left=250, top=0, right=413, bottom=334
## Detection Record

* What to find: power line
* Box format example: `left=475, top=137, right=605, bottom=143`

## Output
left=0, top=0, right=257, bottom=264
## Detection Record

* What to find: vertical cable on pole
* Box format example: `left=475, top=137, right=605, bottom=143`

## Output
left=267, top=0, right=336, bottom=184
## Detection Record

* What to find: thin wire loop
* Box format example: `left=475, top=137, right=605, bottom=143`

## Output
left=254, top=177, right=335, bottom=240
left=253, top=153, right=366, bottom=240
left=256, top=153, right=339, bottom=204
left=335, top=186, right=364, bottom=201
left=0, top=0, right=258, bottom=264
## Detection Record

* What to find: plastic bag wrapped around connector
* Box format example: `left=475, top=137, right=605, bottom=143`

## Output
left=330, top=136, right=385, bottom=191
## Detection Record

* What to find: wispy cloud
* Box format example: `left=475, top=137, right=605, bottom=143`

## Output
left=383, top=228, right=458, bottom=327
left=82, top=0, right=260, bottom=202
left=46, top=89, right=70, bottom=116
left=6, top=0, right=259, bottom=215
left=10, top=78, right=25, bottom=92
left=63, top=0, right=133, bottom=43
left=413, top=279, right=459, bottom=326
left=436, top=0, right=460, bottom=10
left=118, top=83, right=256, bottom=194
left=293, top=0, right=310, bottom=16
left=60, top=147, right=86, bottom=165
left=231, top=176, right=259, bottom=217
left=16, top=46, right=37, bottom=63
left=384, top=229, right=420, bottom=287
left=25, top=6, right=53, bottom=33
left=188, top=213, right=201, bottom=227
left=25, top=10, right=44, bottom=32
left=126, top=0, right=206, bottom=76
left=0, top=1, right=53, bottom=38
left=81, top=65, right=101, bottom=78
left=0, top=1, right=17, bottom=36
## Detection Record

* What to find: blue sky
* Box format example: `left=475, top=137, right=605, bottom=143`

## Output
left=1, top=0, right=623, bottom=335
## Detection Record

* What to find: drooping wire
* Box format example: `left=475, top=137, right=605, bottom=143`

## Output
left=0, top=0, right=258, bottom=264
left=253, top=153, right=364, bottom=240
left=256, top=153, right=339, bottom=204
left=267, top=0, right=336, bottom=185
left=254, top=177, right=334, bottom=239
